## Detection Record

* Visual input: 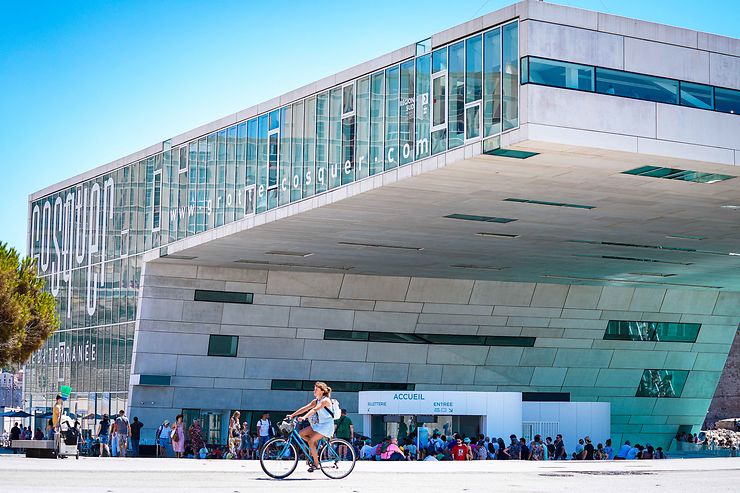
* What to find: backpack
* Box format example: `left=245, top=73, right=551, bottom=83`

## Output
left=324, top=398, right=342, bottom=419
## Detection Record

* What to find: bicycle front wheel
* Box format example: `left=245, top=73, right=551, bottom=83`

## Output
left=318, top=438, right=356, bottom=479
left=260, top=438, right=298, bottom=479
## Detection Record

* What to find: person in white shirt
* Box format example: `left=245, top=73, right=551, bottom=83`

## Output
left=360, top=440, right=375, bottom=460
left=257, top=413, right=271, bottom=452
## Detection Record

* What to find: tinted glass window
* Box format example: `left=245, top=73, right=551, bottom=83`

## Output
left=596, top=68, right=678, bottom=104
left=636, top=369, right=688, bottom=398
left=208, top=335, right=238, bottom=357
left=527, top=57, right=594, bottom=91
left=680, top=81, right=714, bottom=110
left=715, top=87, right=740, bottom=114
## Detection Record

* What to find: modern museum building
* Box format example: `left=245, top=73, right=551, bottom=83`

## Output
left=25, top=0, right=740, bottom=449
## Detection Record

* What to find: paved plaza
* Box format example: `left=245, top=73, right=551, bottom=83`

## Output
left=1, top=456, right=739, bottom=492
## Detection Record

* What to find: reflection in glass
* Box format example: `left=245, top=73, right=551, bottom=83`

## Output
left=596, top=67, right=678, bottom=104
left=342, top=83, right=354, bottom=114
left=355, top=77, right=370, bottom=179
left=369, top=72, right=385, bottom=175
left=448, top=41, right=465, bottom=148
left=329, top=87, right=342, bottom=189
left=341, top=115, right=355, bottom=185
left=291, top=101, right=304, bottom=202
left=303, top=97, right=316, bottom=198
left=502, top=22, right=519, bottom=130
left=483, top=27, right=501, bottom=137
left=604, top=320, right=700, bottom=343
left=384, top=65, right=400, bottom=170
left=432, top=48, right=447, bottom=74
left=399, top=60, right=415, bottom=166
left=256, top=114, right=268, bottom=213
left=278, top=106, right=291, bottom=206
left=715, top=87, right=739, bottom=114
left=465, top=35, right=482, bottom=103
left=415, top=54, right=431, bottom=160
left=636, top=369, right=688, bottom=398
left=465, top=104, right=480, bottom=139
left=679, top=82, right=713, bottom=110
left=315, top=92, right=328, bottom=193
left=527, top=57, right=594, bottom=91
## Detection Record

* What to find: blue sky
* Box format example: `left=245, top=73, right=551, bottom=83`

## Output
left=1, top=0, right=737, bottom=254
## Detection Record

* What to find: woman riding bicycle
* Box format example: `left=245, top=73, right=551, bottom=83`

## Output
left=288, top=381, right=334, bottom=472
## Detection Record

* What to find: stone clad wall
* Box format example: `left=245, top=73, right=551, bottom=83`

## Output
left=129, top=262, right=740, bottom=447
left=706, top=330, right=740, bottom=427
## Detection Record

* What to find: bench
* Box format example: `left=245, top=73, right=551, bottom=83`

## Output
left=11, top=439, right=56, bottom=458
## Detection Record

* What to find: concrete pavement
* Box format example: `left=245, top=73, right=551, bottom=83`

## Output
left=1, top=455, right=739, bottom=492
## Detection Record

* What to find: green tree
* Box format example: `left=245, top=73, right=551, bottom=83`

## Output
left=0, top=242, right=59, bottom=368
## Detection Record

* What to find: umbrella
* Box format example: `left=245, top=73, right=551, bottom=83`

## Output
left=80, top=413, right=103, bottom=420
left=4, top=411, right=32, bottom=418
left=37, top=411, right=54, bottom=419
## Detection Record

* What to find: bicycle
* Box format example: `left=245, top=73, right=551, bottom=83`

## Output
left=259, top=418, right=356, bottom=479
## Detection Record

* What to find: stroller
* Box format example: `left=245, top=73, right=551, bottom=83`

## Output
left=58, top=415, right=80, bottom=459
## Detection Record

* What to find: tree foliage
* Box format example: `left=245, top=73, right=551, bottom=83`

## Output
left=0, top=242, right=59, bottom=369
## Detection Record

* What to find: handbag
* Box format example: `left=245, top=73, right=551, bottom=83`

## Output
left=171, top=428, right=179, bottom=443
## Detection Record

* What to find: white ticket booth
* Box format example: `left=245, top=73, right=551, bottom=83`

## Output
left=358, top=391, right=522, bottom=446
left=358, top=391, right=610, bottom=455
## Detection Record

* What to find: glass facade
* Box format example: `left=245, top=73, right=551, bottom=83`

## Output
left=604, top=321, right=701, bottom=343
left=636, top=369, right=689, bottom=398
left=25, top=19, right=519, bottom=421
left=521, top=56, right=740, bottom=115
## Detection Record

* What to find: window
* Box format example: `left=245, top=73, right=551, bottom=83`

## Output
left=715, top=87, right=740, bottom=114
left=194, top=290, right=254, bottom=304
left=208, top=335, right=238, bottom=357
left=636, top=369, right=688, bottom=398
left=525, top=57, right=594, bottom=91
left=369, top=72, right=385, bottom=175
left=502, top=22, right=519, bottom=130
left=151, top=170, right=161, bottom=231
left=342, top=83, right=355, bottom=115
left=680, top=81, right=713, bottom=110
left=596, top=67, right=678, bottom=104
left=448, top=41, right=465, bottom=149
left=384, top=65, right=400, bottom=170
left=604, top=321, right=700, bottom=343
left=178, top=146, right=188, bottom=173
left=399, top=59, right=415, bottom=166
left=271, top=379, right=414, bottom=392
left=483, top=27, right=501, bottom=137
left=445, top=213, right=517, bottom=223
left=465, top=35, right=482, bottom=103
left=623, top=165, right=734, bottom=183
left=325, top=329, right=534, bottom=347
left=415, top=54, right=431, bottom=160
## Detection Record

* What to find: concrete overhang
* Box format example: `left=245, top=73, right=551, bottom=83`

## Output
left=151, top=141, right=740, bottom=291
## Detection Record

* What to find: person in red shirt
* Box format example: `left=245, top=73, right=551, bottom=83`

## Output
left=451, top=438, right=472, bottom=461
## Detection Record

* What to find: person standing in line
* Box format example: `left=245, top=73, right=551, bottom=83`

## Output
left=172, top=414, right=185, bottom=458
left=10, top=422, right=21, bottom=454
left=545, top=436, right=555, bottom=460
left=615, top=440, right=631, bottom=460
left=603, top=438, right=615, bottom=460
left=257, top=413, right=271, bottom=452
left=97, top=414, right=111, bottom=457
left=583, top=436, right=595, bottom=460
left=239, top=421, right=250, bottom=459
left=114, top=410, right=131, bottom=457
left=554, top=434, right=566, bottom=460
left=189, top=419, right=205, bottom=459
left=334, top=409, right=354, bottom=459
left=529, top=434, right=546, bottom=461
left=130, top=417, right=143, bottom=457
left=156, top=420, right=170, bottom=457
left=228, top=411, right=241, bottom=457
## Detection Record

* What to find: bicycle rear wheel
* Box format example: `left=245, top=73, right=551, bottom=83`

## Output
left=260, top=438, right=298, bottom=479
left=318, top=438, right=356, bottom=479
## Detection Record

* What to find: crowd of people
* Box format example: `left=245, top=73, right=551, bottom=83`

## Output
left=354, top=433, right=668, bottom=461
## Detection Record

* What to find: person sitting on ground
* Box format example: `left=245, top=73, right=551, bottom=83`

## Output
left=615, top=440, right=631, bottom=460
left=199, top=446, right=209, bottom=459
left=360, top=440, right=375, bottom=460
left=626, top=443, right=641, bottom=460
left=380, top=436, right=404, bottom=461
left=573, top=438, right=585, bottom=460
